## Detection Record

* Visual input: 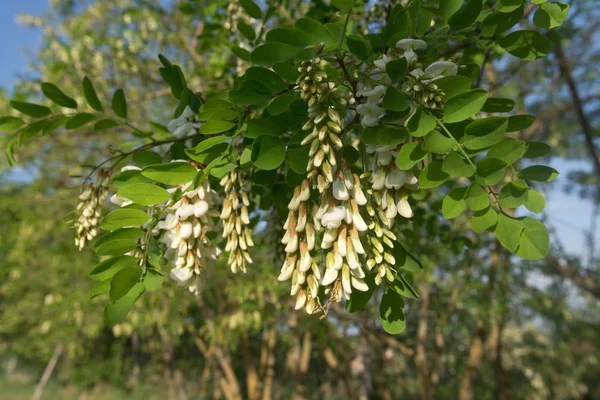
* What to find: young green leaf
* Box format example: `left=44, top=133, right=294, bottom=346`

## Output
left=112, top=89, right=128, bottom=119
left=516, top=217, right=549, bottom=260
left=251, top=135, right=286, bottom=170
left=442, top=152, right=476, bottom=177
left=443, top=89, right=488, bottom=123
left=383, top=87, right=412, bottom=112
left=141, top=162, right=198, bottom=185
left=407, top=106, right=435, bottom=136
left=110, top=267, right=141, bottom=301
left=83, top=76, right=103, bottom=111
left=116, top=183, right=171, bottom=206
left=379, top=290, right=406, bottom=334
left=520, top=165, right=559, bottom=182
left=10, top=101, right=52, bottom=118
left=65, top=113, right=97, bottom=129
left=465, top=184, right=490, bottom=211
left=487, top=138, right=525, bottom=165
left=500, top=30, right=551, bottom=60
left=471, top=206, right=498, bottom=233
left=524, top=190, right=546, bottom=214
left=240, top=0, right=262, bottom=19
left=418, top=161, right=449, bottom=189
left=475, top=158, right=507, bottom=185
left=442, top=187, right=468, bottom=219
left=493, top=214, right=525, bottom=252
left=463, top=117, right=508, bottom=150
left=386, top=57, right=408, bottom=83
left=448, top=0, right=482, bottom=31
left=397, top=142, right=428, bottom=169
left=347, top=34, right=372, bottom=59
left=89, top=255, right=139, bottom=281
left=533, top=2, right=569, bottom=29
left=41, top=82, right=78, bottom=109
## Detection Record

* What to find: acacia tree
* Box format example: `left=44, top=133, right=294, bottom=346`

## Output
left=1, top=0, right=561, bottom=333
left=4, top=0, right=595, bottom=399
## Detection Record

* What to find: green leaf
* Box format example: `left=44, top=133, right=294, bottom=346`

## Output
left=265, top=28, right=312, bottom=47
left=392, top=241, right=424, bottom=272
left=251, top=135, right=286, bottom=170
left=498, top=182, right=528, bottom=208
left=89, top=280, right=111, bottom=299
left=523, top=142, right=552, bottom=158
left=95, top=239, right=138, bottom=257
left=465, top=184, right=490, bottom=211
left=93, top=228, right=144, bottom=251
left=493, top=214, right=524, bottom=252
left=422, top=130, right=455, bottom=154
left=377, top=127, right=408, bottom=146
left=110, top=267, right=142, bottom=301
left=448, top=0, right=482, bottom=31
left=237, top=22, right=256, bottom=41
left=287, top=146, right=310, bottom=174
left=397, top=142, right=428, bottom=169
left=273, top=62, right=301, bottom=82
left=0, top=116, right=25, bottom=132
left=268, top=92, right=295, bottom=116
left=516, top=217, right=549, bottom=260
left=132, top=150, right=162, bottom=167
left=332, top=0, right=354, bottom=13
left=383, top=87, right=412, bottom=112
left=193, top=136, right=230, bottom=154
left=142, top=162, right=197, bottom=185
left=472, top=206, right=498, bottom=233
left=104, top=283, right=145, bottom=327
left=232, top=46, right=251, bottom=61
left=144, top=269, right=164, bottom=290
left=476, top=158, right=507, bottom=185
left=65, top=113, right=96, bottom=129
left=101, top=208, right=151, bottom=230
left=520, top=165, right=559, bottom=182
left=295, top=18, right=335, bottom=45
left=442, top=152, right=475, bottom=177
left=42, top=116, right=68, bottom=136
left=386, top=57, right=408, bottom=83
left=93, top=119, right=120, bottom=131
left=499, top=30, right=551, bottom=60
left=443, top=89, right=488, bottom=123
left=488, top=138, right=525, bottom=165
left=407, top=106, right=435, bottom=137
left=524, top=190, right=546, bottom=213
left=434, top=75, right=472, bottom=100
left=89, top=255, right=139, bottom=281
left=200, top=120, right=235, bottom=135
left=379, top=290, right=406, bottom=334
left=418, top=161, right=449, bottom=189
left=390, top=274, right=419, bottom=299
left=500, top=0, right=524, bottom=12
left=442, top=187, right=467, bottom=219
left=481, top=97, right=515, bottom=113
left=507, top=114, right=535, bottom=132
left=113, top=170, right=152, bottom=188
left=347, top=34, right=372, bottom=59
left=246, top=67, right=286, bottom=93
left=251, top=43, right=300, bottom=66
left=112, top=89, right=128, bottom=119
left=10, top=101, right=51, bottom=118
left=41, top=82, right=78, bottom=109
left=533, top=2, right=569, bottom=29
left=345, top=274, right=376, bottom=312
left=481, top=7, right=524, bottom=36
left=440, top=0, right=463, bottom=20
left=83, top=76, right=103, bottom=111
left=240, top=0, right=262, bottom=18
left=117, top=183, right=171, bottom=206
left=463, top=117, right=508, bottom=150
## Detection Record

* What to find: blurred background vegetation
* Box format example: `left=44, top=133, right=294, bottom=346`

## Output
left=0, top=0, right=599, bottom=399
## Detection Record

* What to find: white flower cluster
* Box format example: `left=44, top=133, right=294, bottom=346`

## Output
left=279, top=180, right=321, bottom=313
left=365, top=145, right=419, bottom=284
left=157, top=179, right=220, bottom=294
left=167, top=106, right=201, bottom=138
left=220, top=169, right=254, bottom=273
left=297, top=58, right=328, bottom=107
left=75, top=169, right=111, bottom=250
left=356, top=38, right=459, bottom=128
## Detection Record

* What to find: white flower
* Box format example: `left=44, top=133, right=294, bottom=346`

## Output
left=396, top=39, right=427, bottom=51
left=357, top=104, right=385, bottom=127
left=404, top=49, right=418, bottom=64
left=321, top=206, right=347, bottom=229
left=110, top=195, right=133, bottom=207
left=425, top=61, right=458, bottom=78
left=120, top=165, right=142, bottom=172
left=385, top=169, right=407, bottom=189
left=167, top=106, right=201, bottom=137
left=333, top=180, right=349, bottom=201
left=397, top=194, right=413, bottom=218
left=357, top=85, right=387, bottom=100
left=170, top=267, right=193, bottom=284
left=373, top=54, right=390, bottom=70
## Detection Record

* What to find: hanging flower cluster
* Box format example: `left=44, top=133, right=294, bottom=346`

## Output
left=157, top=179, right=221, bottom=294
left=167, top=106, right=201, bottom=137
left=220, top=169, right=254, bottom=273
left=75, top=169, right=111, bottom=250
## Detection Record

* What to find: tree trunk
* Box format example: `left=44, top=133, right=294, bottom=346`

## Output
left=32, top=344, right=64, bottom=400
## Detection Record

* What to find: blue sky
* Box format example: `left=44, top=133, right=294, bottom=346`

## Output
left=0, top=1, right=596, bottom=257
